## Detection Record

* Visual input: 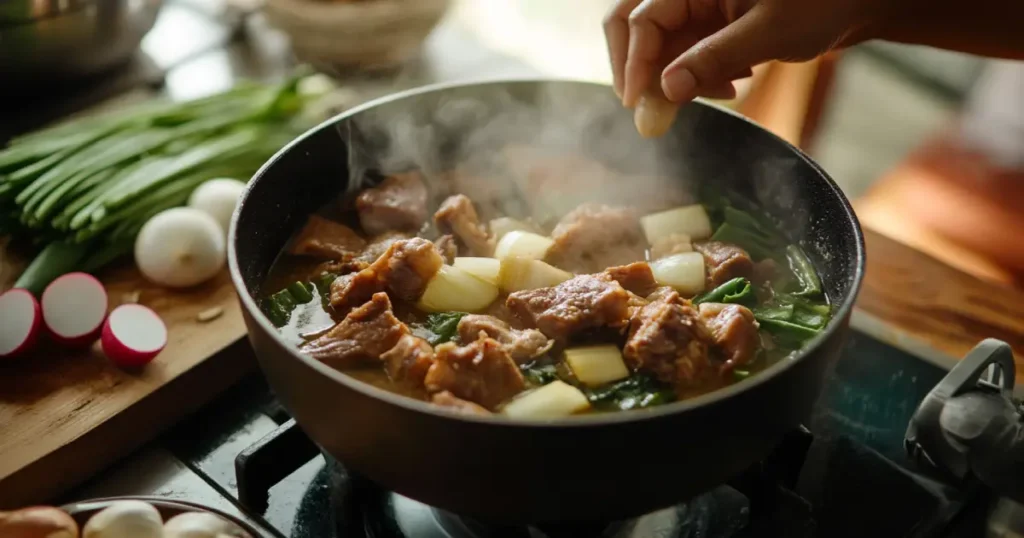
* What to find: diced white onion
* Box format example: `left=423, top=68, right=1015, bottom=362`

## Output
left=493, top=231, right=555, bottom=260
left=417, top=265, right=499, bottom=313
left=501, top=380, right=591, bottom=419
left=564, top=345, right=631, bottom=387
left=498, top=258, right=573, bottom=293
left=489, top=217, right=539, bottom=241
left=650, top=252, right=706, bottom=296
left=640, top=204, right=713, bottom=244
left=452, top=257, right=501, bottom=285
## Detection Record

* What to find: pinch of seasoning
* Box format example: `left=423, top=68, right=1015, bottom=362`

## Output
left=197, top=306, right=224, bottom=322
left=122, top=290, right=142, bottom=304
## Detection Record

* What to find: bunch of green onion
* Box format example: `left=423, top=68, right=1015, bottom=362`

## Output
left=0, top=71, right=317, bottom=294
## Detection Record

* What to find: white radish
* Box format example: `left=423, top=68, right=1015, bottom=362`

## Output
left=41, top=272, right=108, bottom=347
left=187, top=178, right=247, bottom=238
left=164, top=511, right=250, bottom=538
left=101, top=303, right=168, bottom=368
left=135, top=207, right=226, bottom=288
left=0, top=289, right=42, bottom=359
left=82, top=500, right=162, bottom=538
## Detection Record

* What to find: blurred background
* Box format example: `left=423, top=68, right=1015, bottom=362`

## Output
left=3, top=0, right=1021, bottom=283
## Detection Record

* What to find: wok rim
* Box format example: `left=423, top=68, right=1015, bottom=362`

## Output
left=228, top=76, right=866, bottom=428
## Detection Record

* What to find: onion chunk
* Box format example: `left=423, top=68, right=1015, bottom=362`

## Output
left=650, top=252, right=706, bottom=296
left=641, top=204, right=713, bottom=244
left=497, top=258, right=573, bottom=293
left=501, top=380, right=591, bottom=419
left=417, top=265, right=499, bottom=313
left=493, top=231, right=555, bottom=260
left=452, top=257, right=501, bottom=285
left=565, top=345, right=631, bottom=387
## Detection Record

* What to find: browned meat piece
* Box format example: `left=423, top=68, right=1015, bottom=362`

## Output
left=434, top=194, right=494, bottom=256
left=434, top=234, right=458, bottom=264
left=356, top=171, right=428, bottom=236
left=431, top=391, right=492, bottom=416
left=623, top=288, right=713, bottom=385
left=506, top=275, right=631, bottom=341
left=699, top=303, right=760, bottom=374
left=424, top=338, right=526, bottom=409
left=457, top=314, right=553, bottom=363
left=288, top=215, right=367, bottom=260
left=330, top=238, right=444, bottom=312
left=301, top=293, right=410, bottom=369
left=649, top=233, right=693, bottom=260
left=357, top=232, right=409, bottom=263
left=602, top=262, right=658, bottom=296
left=693, top=241, right=754, bottom=287
left=382, top=334, right=435, bottom=385
left=546, top=204, right=647, bottom=274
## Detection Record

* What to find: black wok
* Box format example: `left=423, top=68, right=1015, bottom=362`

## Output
left=228, top=79, right=865, bottom=524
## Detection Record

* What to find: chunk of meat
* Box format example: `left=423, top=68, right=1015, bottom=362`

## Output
left=330, top=238, right=444, bottom=312
left=693, top=241, right=754, bottom=287
left=602, top=262, right=658, bottom=297
left=650, top=233, right=693, bottom=260
left=288, top=215, right=367, bottom=260
left=301, top=293, right=409, bottom=369
left=623, top=288, right=713, bottom=385
left=356, top=171, right=428, bottom=236
left=424, top=338, right=526, bottom=409
left=506, top=275, right=631, bottom=341
left=431, top=391, right=492, bottom=416
left=699, top=303, right=760, bottom=374
left=357, top=232, right=409, bottom=264
left=434, top=194, right=494, bottom=256
left=457, top=314, right=553, bottom=363
left=546, top=204, right=647, bottom=273
left=382, top=334, right=435, bottom=385
left=434, top=234, right=458, bottom=264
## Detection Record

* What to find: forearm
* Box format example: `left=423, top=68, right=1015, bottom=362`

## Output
left=877, top=0, right=1024, bottom=59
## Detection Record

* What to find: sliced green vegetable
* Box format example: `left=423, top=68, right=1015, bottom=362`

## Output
left=584, top=374, right=676, bottom=411
left=694, top=277, right=755, bottom=306
left=733, top=369, right=751, bottom=380
left=424, top=312, right=469, bottom=345
left=521, top=361, right=560, bottom=387
left=12, top=241, right=91, bottom=295
left=756, top=318, right=822, bottom=346
left=785, top=244, right=822, bottom=298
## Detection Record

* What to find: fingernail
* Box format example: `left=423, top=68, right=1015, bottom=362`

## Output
left=613, top=83, right=623, bottom=100
left=662, top=67, right=697, bottom=103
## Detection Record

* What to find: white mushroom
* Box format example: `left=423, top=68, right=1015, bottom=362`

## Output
left=82, top=500, right=162, bottom=538
left=163, top=511, right=251, bottom=538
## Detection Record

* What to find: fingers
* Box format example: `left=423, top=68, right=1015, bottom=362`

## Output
left=661, top=5, right=777, bottom=103
left=603, top=0, right=644, bottom=99
left=622, top=0, right=691, bottom=107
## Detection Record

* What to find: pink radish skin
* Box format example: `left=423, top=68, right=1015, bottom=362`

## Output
left=101, top=304, right=168, bottom=368
left=41, top=272, right=108, bottom=348
left=0, top=289, right=43, bottom=359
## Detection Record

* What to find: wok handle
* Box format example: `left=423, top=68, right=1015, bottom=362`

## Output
left=905, top=338, right=1024, bottom=503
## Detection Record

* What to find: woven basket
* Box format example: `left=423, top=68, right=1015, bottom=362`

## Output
left=264, top=0, right=451, bottom=70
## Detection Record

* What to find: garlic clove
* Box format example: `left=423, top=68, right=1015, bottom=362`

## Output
left=164, top=511, right=251, bottom=538
left=82, top=500, right=162, bottom=538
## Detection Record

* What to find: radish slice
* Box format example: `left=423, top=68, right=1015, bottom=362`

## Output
left=41, top=272, right=108, bottom=347
left=102, top=304, right=168, bottom=367
left=0, top=289, right=42, bottom=359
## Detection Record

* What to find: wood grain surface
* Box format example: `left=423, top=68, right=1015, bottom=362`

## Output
left=0, top=251, right=253, bottom=509
left=859, top=229, right=1024, bottom=386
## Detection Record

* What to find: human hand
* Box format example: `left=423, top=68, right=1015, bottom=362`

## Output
left=604, top=0, right=888, bottom=109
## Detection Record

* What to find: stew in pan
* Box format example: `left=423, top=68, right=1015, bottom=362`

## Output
left=261, top=148, right=831, bottom=419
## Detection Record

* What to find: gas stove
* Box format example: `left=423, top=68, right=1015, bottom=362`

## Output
left=67, top=330, right=1022, bottom=538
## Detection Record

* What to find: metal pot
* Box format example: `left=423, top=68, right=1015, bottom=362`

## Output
left=228, top=79, right=866, bottom=524
left=0, top=0, right=162, bottom=88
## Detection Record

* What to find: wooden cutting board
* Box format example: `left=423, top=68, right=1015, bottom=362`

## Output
left=0, top=247, right=254, bottom=509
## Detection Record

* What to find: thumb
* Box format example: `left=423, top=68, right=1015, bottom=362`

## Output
left=661, top=5, right=780, bottom=102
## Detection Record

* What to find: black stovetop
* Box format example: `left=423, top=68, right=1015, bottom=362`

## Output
left=147, top=330, right=1002, bottom=538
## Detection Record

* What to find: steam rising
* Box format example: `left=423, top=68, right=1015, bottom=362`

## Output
left=333, top=80, right=810, bottom=241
